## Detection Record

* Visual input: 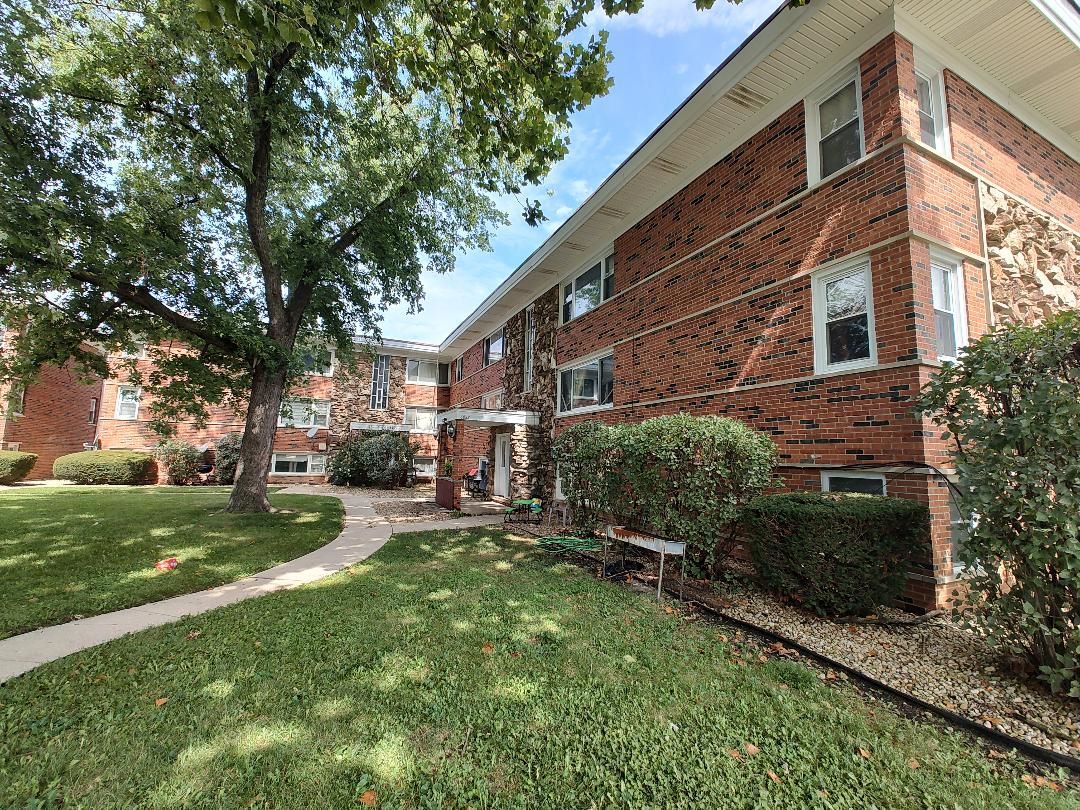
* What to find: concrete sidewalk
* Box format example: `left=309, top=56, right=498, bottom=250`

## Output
left=0, top=486, right=388, bottom=683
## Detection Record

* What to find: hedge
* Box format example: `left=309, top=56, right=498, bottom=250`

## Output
left=0, top=451, right=37, bottom=484
left=53, top=450, right=155, bottom=485
left=327, top=432, right=416, bottom=488
left=742, top=492, right=929, bottom=617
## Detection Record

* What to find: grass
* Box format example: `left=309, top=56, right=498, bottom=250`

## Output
left=1, top=527, right=1075, bottom=808
left=0, top=486, right=344, bottom=638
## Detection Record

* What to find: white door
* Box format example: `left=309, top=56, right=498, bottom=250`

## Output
left=494, top=434, right=511, bottom=498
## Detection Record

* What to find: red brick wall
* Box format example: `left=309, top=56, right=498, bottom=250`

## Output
left=1, top=361, right=103, bottom=479
left=944, top=71, right=1080, bottom=229
left=449, top=338, right=505, bottom=407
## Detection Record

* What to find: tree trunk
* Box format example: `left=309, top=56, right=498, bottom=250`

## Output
left=226, top=358, right=289, bottom=513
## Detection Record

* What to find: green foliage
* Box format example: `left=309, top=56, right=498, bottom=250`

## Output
left=52, top=451, right=154, bottom=486
left=155, top=440, right=202, bottom=485
left=742, top=492, right=930, bottom=617
left=214, top=433, right=243, bottom=484
left=327, top=432, right=415, bottom=488
left=0, top=451, right=37, bottom=484
left=552, top=416, right=777, bottom=564
left=918, top=311, right=1080, bottom=695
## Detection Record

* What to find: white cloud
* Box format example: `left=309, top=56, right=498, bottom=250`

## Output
left=587, top=0, right=775, bottom=38
left=673, top=62, right=689, bottom=75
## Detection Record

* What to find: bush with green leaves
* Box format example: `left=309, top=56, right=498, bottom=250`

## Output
left=0, top=450, right=37, bottom=484
left=328, top=432, right=416, bottom=488
left=742, top=492, right=930, bottom=617
left=215, top=433, right=242, bottom=484
left=53, top=450, right=154, bottom=485
left=918, top=310, right=1080, bottom=695
left=155, top=440, right=202, bottom=485
left=553, top=415, right=777, bottom=565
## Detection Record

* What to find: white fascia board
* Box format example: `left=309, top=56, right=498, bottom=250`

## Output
left=1032, top=0, right=1080, bottom=49
left=437, top=408, right=540, bottom=427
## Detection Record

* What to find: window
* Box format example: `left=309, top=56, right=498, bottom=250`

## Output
left=483, top=328, right=504, bottom=366
left=437, top=363, right=450, bottom=386
left=413, top=457, right=436, bottom=477
left=88, top=397, right=99, bottom=425
left=8, top=384, right=25, bottom=417
left=822, top=470, right=886, bottom=496
left=809, top=68, right=863, bottom=183
left=404, top=407, right=437, bottom=432
left=114, top=386, right=140, bottom=420
left=559, top=354, right=614, bottom=413
left=812, top=259, right=876, bottom=373
left=480, top=390, right=504, bottom=411
left=272, top=453, right=326, bottom=475
left=119, top=342, right=147, bottom=360
left=300, top=346, right=333, bottom=376
left=278, top=399, right=330, bottom=428
left=931, top=253, right=967, bottom=361
left=406, top=359, right=439, bottom=385
left=524, top=305, right=536, bottom=393
left=455, top=356, right=464, bottom=382
left=562, top=254, right=615, bottom=322
left=370, top=354, right=390, bottom=410
left=913, top=55, right=948, bottom=154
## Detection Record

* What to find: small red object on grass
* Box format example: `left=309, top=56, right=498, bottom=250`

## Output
left=155, top=557, right=180, bottom=572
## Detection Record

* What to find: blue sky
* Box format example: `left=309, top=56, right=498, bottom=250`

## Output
left=380, top=0, right=780, bottom=345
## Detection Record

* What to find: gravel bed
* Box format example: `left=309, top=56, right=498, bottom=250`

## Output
left=713, top=578, right=1079, bottom=758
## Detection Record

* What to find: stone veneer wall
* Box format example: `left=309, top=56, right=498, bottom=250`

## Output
left=502, top=285, right=559, bottom=501
left=328, top=355, right=407, bottom=441
left=982, top=182, right=1080, bottom=326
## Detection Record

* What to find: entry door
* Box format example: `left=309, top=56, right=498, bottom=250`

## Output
left=494, top=433, right=511, bottom=498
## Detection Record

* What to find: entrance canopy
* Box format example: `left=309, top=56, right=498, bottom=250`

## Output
left=437, top=408, right=540, bottom=427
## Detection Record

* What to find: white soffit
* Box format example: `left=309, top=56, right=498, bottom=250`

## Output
left=439, top=0, right=1079, bottom=358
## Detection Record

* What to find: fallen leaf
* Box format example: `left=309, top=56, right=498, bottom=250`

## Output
left=907, top=758, right=920, bottom=770
left=744, top=743, right=760, bottom=757
left=358, top=788, right=377, bottom=806
left=185, top=631, right=201, bottom=641
left=154, top=697, right=168, bottom=708
left=509, top=651, right=521, bottom=659
left=725, top=748, right=745, bottom=763
left=93, top=674, right=109, bottom=683
left=858, top=748, right=872, bottom=760
left=987, top=749, right=1007, bottom=760
left=767, top=770, right=781, bottom=783
left=818, top=790, right=830, bottom=799
left=481, top=643, right=494, bottom=655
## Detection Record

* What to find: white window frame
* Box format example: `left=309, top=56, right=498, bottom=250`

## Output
left=278, top=398, right=331, bottom=429
left=406, top=358, right=440, bottom=386
left=805, top=65, right=865, bottom=186
left=483, top=327, right=505, bottom=367
left=403, top=406, right=438, bottom=433
left=412, top=456, right=436, bottom=477
left=929, top=248, right=968, bottom=362
left=479, top=389, right=504, bottom=411
left=271, top=452, right=327, bottom=476
left=557, top=350, right=615, bottom=415
left=812, top=257, right=877, bottom=375
left=455, top=356, right=464, bottom=382
left=821, top=470, right=887, bottom=496
left=88, top=396, right=99, bottom=424
left=437, top=363, right=450, bottom=387
left=561, top=252, right=615, bottom=324
left=524, top=305, right=536, bottom=393
left=114, top=386, right=140, bottom=420
left=913, top=49, right=950, bottom=156
left=369, top=354, right=390, bottom=410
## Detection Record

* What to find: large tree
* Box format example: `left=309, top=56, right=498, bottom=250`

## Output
left=0, top=0, right=733, bottom=511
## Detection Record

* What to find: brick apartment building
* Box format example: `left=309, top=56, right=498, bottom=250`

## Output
left=3, top=0, right=1078, bottom=608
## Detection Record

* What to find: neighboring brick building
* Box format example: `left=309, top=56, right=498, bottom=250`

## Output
left=94, top=338, right=448, bottom=484
left=434, top=0, right=1080, bottom=610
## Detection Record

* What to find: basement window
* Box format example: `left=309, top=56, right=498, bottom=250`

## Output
left=821, top=470, right=886, bottom=496
left=812, top=258, right=876, bottom=374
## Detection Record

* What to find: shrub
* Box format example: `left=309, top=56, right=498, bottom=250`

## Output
left=552, top=415, right=777, bottom=563
left=742, top=492, right=929, bottom=617
left=918, top=311, right=1080, bottom=695
left=328, top=432, right=415, bottom=488
left=0, top=451, right=37, bottom=484
left=215, top=433, right=242, bottom=484
left=53, top=450, right=154, bottom=485
left=155, top=440, right=201, bottom=484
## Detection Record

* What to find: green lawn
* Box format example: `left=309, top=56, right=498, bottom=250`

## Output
left=0, top=487, right=343, bottom=638
left=1, top=527, right=1074, bottom=808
